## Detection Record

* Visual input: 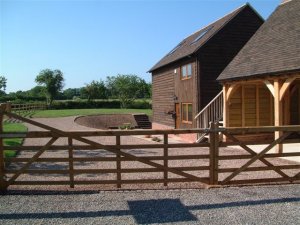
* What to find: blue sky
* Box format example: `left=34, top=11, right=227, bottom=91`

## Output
left=0, top=0, right=280, bottom=93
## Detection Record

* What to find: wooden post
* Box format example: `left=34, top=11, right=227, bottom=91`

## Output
left=116, top=135, right=121, bottom=188
left=68, top=137, right=74, bottom=188
left=163, top=133, right=168, bottom=186
left=6, top=103, right=12, bottom=119
left=0, top=104, right=7, bottom=191
left=283, top=89, right=290, bottom=125
left=274, top=80, right=283, bottom=153
left=222, top=85, right=229, bottom=143
left=209, top=122, right=219, bottom=185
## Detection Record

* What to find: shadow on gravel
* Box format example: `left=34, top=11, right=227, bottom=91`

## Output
left=128, top=199, right=197, bottom=224
left=0, top=197, right=299, bottom=224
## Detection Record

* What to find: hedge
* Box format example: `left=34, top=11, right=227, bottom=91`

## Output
left=50, top=99, right=151, bottom=109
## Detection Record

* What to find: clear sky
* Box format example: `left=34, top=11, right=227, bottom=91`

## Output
left=0, top=0, right=281, bottom=93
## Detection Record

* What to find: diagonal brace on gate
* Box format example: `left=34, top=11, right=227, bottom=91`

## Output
left=221, top=132, right=292, bottom=184
left=5, top=111, right=209, bottom=185
left=222, top=132, right=291, bottom=181
left=6, top=137, right=58, bottom=187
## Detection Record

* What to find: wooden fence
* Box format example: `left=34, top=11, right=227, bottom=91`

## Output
left=0, top=104, right=299, bottom=191
left=10, top=103, right=46, bottom=114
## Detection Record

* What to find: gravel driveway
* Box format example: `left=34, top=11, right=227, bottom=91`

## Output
left=0, top=184, right=299, bottom=225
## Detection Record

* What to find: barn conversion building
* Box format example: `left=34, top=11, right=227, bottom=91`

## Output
left=149, top=3, right=263, bottom=141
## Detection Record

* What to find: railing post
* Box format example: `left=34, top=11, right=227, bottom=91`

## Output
left=163, top=133, right=168, bottom=186
left=68, top=137, right=74, bottom=188
left=6, top=103, right=12, bottom=119
left=209, top=122, right=219, bottom=185
left=0, top=104, right=7, bottom=192
left=116, top=135, right=121, bottom=188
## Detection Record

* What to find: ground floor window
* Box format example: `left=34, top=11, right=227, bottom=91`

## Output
left=182, top=103, right=192, bottom=123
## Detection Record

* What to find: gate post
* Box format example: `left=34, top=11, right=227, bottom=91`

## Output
left=116, top=135, right=121, bottom=188
left=0, top=104, right=7, bottom=192
left=209, top=122, right=219, bottom=185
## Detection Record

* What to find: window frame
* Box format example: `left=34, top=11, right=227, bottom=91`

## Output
left=181, top=103, right=193, bottom=124
left=180, top=64, right=192, bottom=80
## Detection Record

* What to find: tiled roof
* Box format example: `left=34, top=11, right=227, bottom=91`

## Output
left=149, top=4, right=257, bottom=72
left=217, top=0, right=300, bottom=81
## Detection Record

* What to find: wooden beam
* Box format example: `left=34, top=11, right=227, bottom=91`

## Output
left=226, top=83, right=239, bottom=101
left=274, top=79, right=283, bottom=153
left=223, top=85, right=229, bottom=128
left=116, top=135, right=121, bottom=188
left=163, top=133, right=168, bottom=186
left=256, top=85, right=259, bottom=127
left=68, top=138, right=74, bottom=188
left=280, top=77, right=296, bottom=101
left=283, top=89, right=290, bottom=125
left=242, top=85, right=245, bottom=127
left=264, top=80, right=275, bottom=97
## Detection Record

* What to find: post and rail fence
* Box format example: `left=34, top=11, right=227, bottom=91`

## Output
left=10, top=103, right=46, bottom=114
left=0, top=103, right=299, bottom=192
left=3, top=103, right=46, bottom=122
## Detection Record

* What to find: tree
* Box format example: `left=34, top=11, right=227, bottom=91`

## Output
left=83, top=80, right=107, bottom=101
left=0, top=76, right=7, bottom=96
left=106, top=74, right=147, bottom=108
left=27, top=86, right=45, bottom=98
left=35, top=69, right=64, bottom=105
left=63, top=88, right=81, bottom=100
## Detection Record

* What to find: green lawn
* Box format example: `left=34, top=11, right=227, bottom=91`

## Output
left=3, top=122, right=27, bottom=158
left=32, top=108, right=152, bottom=118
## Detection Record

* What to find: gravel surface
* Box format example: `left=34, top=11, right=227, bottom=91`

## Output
left=0, top=184, right=299, bottom=225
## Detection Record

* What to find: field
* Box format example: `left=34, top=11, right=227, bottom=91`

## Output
left=32, top=108, right=152, bottom=118
left=3, top=122, right=27, bottom=158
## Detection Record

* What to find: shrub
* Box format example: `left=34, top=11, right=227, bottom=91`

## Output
left=50, top=100, right=121, bottom=109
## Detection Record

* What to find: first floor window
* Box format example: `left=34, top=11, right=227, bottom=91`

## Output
left=182, top=103, right=192, bottom=123
left=181, top=64, right=192, bottom=80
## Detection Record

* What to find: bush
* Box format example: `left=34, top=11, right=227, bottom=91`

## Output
left=127, top=100, right=151, bottom=109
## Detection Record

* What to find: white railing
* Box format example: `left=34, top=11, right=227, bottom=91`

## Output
left=195, top=91, right=223, bottom=142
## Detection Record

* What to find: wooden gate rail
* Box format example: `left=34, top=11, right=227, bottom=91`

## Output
left=0, top=103, right=300, bottom=191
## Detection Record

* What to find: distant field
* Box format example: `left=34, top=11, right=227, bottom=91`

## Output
left=32, top=108, right=152, bottom=118
left=3, top=122, right=27, bottom=158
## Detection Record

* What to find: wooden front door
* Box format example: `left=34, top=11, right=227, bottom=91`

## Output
left=175, top=103, right=180, bottom=129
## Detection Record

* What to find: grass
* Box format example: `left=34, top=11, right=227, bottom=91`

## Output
left=3, top=122, right=27, bottom=158
left=32, top=108, right=152, bottom=118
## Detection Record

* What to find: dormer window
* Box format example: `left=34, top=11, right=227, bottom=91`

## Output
left=181, top=64, right=192, bottom=80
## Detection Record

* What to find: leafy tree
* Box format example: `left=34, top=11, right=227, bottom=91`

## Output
left=0, top=76, right=7, bottom=96
left=27, top=86, right=45, bottom=98
left=106, top=74, right=147, bottom=108
left=84, top=80, right=107, bottom=101
left=63, top=88, right=81, bottom=100
left=35, top=69, right=64, bottom=105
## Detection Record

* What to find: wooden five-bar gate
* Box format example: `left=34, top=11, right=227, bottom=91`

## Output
left=0, top=104, right=299, bottom=191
